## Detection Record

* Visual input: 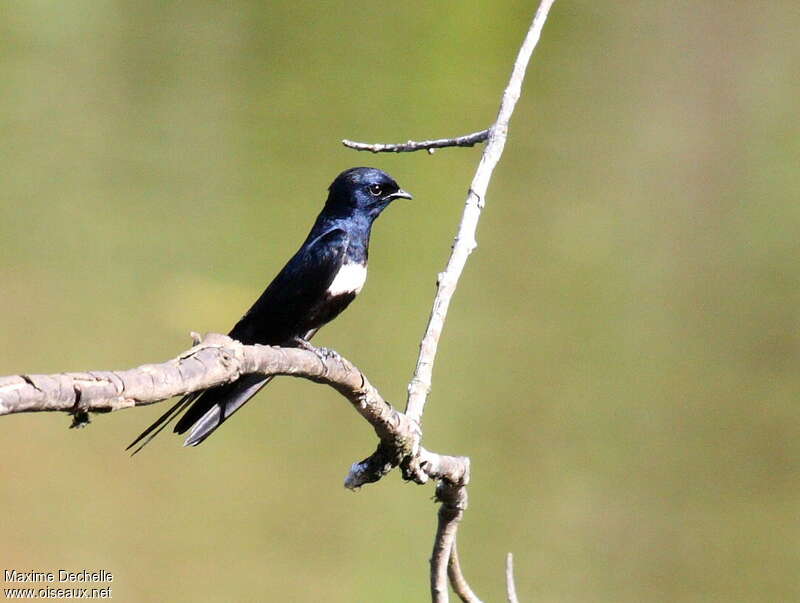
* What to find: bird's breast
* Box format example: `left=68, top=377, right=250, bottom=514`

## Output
left=327, top=261, right=367, bottom=297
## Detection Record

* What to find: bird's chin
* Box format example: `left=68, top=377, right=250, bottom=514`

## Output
left=368, top=199, right=393, bottom=213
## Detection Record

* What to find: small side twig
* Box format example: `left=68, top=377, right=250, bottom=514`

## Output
left=448, top=539, right=483, bottom=603
left=506, top=553, right=519, bottom=603
left=342, top=130, right=488, bottom=154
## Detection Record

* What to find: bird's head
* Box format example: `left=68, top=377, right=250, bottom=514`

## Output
left=326, top=167, right=412, bottom=218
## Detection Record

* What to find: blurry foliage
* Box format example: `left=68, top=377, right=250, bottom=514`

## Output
left=2, top=1, right=799, bottom=601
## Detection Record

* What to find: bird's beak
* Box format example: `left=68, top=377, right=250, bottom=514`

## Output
left=388, top=189, right=413, bottom=201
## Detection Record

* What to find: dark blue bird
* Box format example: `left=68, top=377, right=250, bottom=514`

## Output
left=127, top=167, right=412, bottom=453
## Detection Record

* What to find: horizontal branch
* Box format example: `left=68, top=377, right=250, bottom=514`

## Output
left=0, top=333, right=469, bottom=490
left=342, top=130, right=489, bottom=154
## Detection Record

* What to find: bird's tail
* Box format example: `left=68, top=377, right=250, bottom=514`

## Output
left=125, top=391, right=201, bottom=455
left=126, top=374, right=272, bottom=454
left=177, top=374, right=273, bottom=446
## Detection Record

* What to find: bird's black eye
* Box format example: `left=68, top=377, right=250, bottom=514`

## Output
left=368, top=183, right=383, bottom=196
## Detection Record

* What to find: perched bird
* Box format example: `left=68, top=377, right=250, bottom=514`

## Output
left=127, top=167, right=412, bottom=454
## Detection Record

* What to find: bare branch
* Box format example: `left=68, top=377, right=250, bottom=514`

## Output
left=448, top=539, right=483, bottom=603
left=0, top=333, right=468, bottom=492
left=506, top=553, right=520, bottom=603
left=0, top=333, right=368, bottom=417
left=406, top=0, right=557, bottom=427
left=342, top=130, right=489, bottom=154
left=431, top=480, right=468, bottom=603
left=341, top=2, right=557, bottom=599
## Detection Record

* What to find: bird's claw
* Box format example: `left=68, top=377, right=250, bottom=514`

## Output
left=291, top=337, right=342, bottom=365
left=291, top=337, right=316, bottom=352
left=316, top=347, right=342, bottom=364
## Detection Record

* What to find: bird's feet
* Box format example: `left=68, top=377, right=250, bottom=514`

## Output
left=315, top=346, right=342, bottom=364
left=291, top=336, right=316, bottom=352
left=290, top=337, right=343, bottom=365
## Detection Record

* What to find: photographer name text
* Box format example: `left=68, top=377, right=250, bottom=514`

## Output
left=4, top=570, right=112, bottom=583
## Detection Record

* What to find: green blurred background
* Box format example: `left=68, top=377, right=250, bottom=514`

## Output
left=2, top=1, right=799, bottom=601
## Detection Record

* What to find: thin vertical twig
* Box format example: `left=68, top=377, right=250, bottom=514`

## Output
left=405, top=0, right=557, bottom=426
left=448, top=539, right=483, bottom=603
left=341, top=1, right=557, bottom=599
left=420, top=1, right=557, bottom=600
left=506, top=553, right=520, bottom=603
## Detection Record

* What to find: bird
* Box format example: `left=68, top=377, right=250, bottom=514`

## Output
left=127, top=167, right=412, bottom=454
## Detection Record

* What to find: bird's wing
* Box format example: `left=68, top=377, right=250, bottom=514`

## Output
left=228, top=227, right=350, bottom=345
left=126, top=229, right=348, bottom=453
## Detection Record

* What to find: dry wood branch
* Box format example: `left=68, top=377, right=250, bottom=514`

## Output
left=506, top=553, right=520, bottom=603
left=448, top=539, right=483, bottom=603
left=406, top=0, right=556, bottom=428
left=0, top=333, right=468, bottom=490
left=345, top=1, right=556, bottom=599
left=342, top=130, right=489, bottom=154
left=431, top=480, right=467, bottom=603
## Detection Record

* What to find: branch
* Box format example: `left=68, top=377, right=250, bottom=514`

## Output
left=342, top=0, right=555, bottom=602
left=342, top=130, right=489, bottom=154
left=448, top=539, right=482, bottom=603
left=0, top=333, right=468, bottom=490
left=506, top=553, right=520, bottom=603
left=431, top=480, right=467, bottom=603
left=406, top=0, right=556, bottom=427
left=346, top=1, right=556, bottom=599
